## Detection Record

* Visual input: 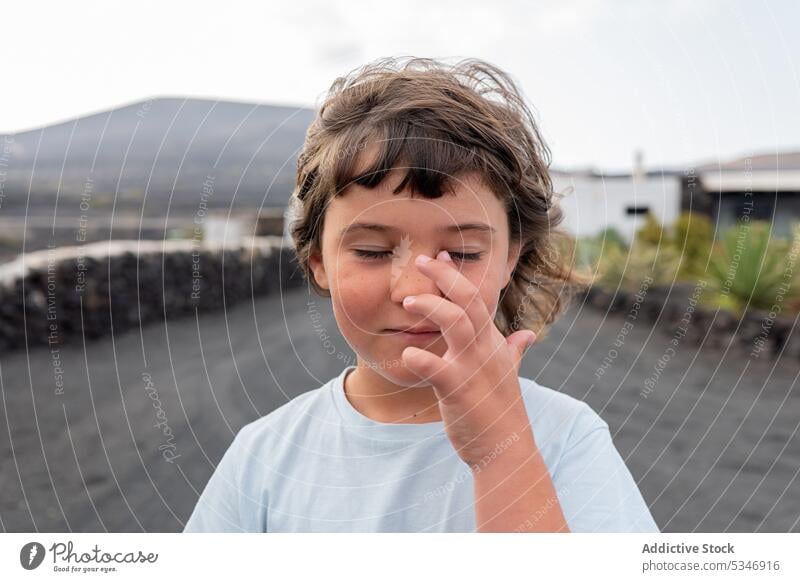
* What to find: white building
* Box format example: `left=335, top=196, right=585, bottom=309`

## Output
left=551, top=168, right=682, bottom=244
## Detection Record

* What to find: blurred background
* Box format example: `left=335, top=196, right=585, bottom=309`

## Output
left=0, top=0, right=799, bottom=533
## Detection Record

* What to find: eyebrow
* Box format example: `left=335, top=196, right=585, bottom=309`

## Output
left=339, top=222, right=496, bottom=238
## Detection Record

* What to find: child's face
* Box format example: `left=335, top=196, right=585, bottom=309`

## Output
left=308, top=167, right=521, bottom=387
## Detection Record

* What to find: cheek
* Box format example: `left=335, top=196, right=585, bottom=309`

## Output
left=331, top=265, right=385, bottom=323
left=462, top=263, right=504, bottom=317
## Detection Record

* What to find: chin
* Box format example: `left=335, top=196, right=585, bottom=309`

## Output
left=367, top=358, right=437, bottom=387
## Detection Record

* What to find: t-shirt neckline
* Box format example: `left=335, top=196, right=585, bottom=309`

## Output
left=331, top=365, right=446, bottom=440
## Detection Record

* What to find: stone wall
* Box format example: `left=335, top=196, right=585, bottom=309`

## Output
left=0, top=237, right=305, bottom=353
left=580, top=283, right=800, bottom=361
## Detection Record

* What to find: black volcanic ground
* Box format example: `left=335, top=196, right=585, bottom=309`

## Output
left=0, top=288, right=797, bottom=532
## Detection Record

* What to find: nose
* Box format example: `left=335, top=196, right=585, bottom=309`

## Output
left=389, top=250, right=443, bottom=304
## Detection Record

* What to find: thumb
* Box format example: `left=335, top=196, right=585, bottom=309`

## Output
left=508, top=330, right=537, bottom=362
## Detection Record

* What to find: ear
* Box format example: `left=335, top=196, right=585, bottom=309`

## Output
left=503, top=240, right=522, bottom=289
left=308, top=248, right=330, bottom=291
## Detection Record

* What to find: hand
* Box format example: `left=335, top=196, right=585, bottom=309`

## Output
left=400, top=250, right=538, bottom=469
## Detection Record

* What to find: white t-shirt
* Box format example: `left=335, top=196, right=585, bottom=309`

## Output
left=183, top=365, right=659, bottom=532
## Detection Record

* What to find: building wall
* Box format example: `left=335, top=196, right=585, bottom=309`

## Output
left=717, top=191, right=800, bottom=238
left=551, top=172, right=681, bottom=243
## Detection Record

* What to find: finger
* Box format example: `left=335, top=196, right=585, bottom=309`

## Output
left=507, top=330, right=537, bottom=367
left=415, top=251, right=494, bottom=339
left=401, top=346, right=459, bottom=402
left=402, top=293, right=475, bottom=355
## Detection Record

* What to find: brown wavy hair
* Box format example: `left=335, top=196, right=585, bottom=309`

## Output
left=288, top=56, right=591, bottom=338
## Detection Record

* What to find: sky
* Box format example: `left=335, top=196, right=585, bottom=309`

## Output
left=2, top=0, right=799, bottom=172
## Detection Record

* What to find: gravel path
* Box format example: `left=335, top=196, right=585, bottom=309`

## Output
left=1, top=288, right=798, bottom=532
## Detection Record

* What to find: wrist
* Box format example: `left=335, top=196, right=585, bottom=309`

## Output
left=467, top=426, right=538, bottom=474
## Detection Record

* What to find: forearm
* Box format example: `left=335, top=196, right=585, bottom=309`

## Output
left=472, top=428, right=570, bottom=532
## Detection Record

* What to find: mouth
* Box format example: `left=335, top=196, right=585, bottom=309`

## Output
left=384, top=328, right=440, bottom=334
left=384, top=328, right=442, bottom=343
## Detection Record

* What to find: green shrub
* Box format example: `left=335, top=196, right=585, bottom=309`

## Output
left=635, top=213, right=665, bottom=246
left=574, top=230, right=626, bottom=270
left=596, top=227, right=628, bottom=250
left=597, top=240, right=681, bottom=293
left=672, top=211, right=714, bottom=278
left=592, top=212, right=683, bottom=292
left=704, top=220, right=800, bottom=313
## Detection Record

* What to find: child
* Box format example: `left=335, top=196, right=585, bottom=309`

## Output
left=184, top=57, right=659, bottom=533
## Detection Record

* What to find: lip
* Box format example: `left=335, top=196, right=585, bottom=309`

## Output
left=385, top=328, right=440, bottom=334
left=384, top=329, right=442, bottom=342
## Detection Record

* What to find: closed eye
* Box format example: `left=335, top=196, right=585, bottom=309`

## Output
left=352, top=249, right=484, bottom=262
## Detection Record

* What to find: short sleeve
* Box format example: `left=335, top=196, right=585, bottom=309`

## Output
left=183, top=431, right=247, bottom=533
left=551, top=405, right=660, bottom=532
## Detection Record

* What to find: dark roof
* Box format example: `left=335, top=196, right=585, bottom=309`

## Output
left=694, top=151, right=800, bottom=172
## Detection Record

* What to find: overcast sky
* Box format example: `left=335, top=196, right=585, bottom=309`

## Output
left=3, top=0, right=798, bottom=172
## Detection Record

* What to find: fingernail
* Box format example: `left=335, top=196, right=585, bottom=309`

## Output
left=403, top=296, right=416, bottom=307
left=436, top=250, right=451, bottom=262
left=415, top=254, right=432, bottom=266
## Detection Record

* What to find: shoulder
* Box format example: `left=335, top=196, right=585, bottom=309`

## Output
left=518, top=377, right=660, bottom=532
left=518, top=375, right=608, bottom=433
left=234, top=382, right=332, bottom=450
left=517, top=375, right=609, bottom=462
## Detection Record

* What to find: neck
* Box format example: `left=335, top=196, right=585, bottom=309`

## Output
left=344, top=361, right=443, bottom=424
